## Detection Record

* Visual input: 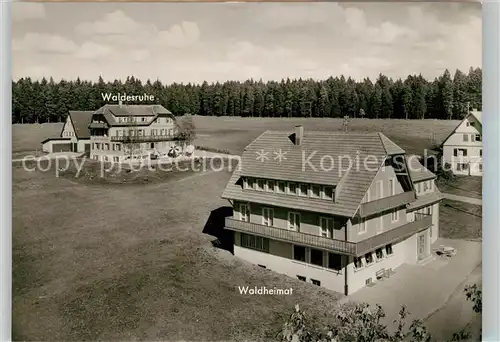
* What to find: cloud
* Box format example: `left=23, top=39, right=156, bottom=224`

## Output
left=12, top=33, right=78, bottom=54
left=157, top=21, right=200, bottom=48
left=12, top=3, right=46, bottom=22
left=75, top=41, right=114, bottom=60
left=75, top=10, right=201, bottom=49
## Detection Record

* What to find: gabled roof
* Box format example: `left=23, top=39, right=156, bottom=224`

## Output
left=405, top=155, right=437, bottom=182
left=93, top=104, right=176, bottom=127
left=94, top=104, right=172, bottom=117
left=222, top=130, right=406, bottom=218
left=68, top=111, right=93, bottom=139
left=442, top=110, right=483, bottom=146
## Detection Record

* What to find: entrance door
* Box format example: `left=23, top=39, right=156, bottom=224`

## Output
left=417, top=233, right=427, bottom=260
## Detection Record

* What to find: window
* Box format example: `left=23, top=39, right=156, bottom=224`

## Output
left=453, top=148, right=458, bottom=157
left=457, top=163, right=469, bottom=171
left=328, top=253, right=342, bottom=271
left=299, top=183, right=308, bottom=197
left=323, top=186, right=333, bottom=200
left=480, top=149, right=483, bottom=157
left=423, top=181, right=429, bottom=192
left=475, top=134, right=482, bottom=142
left=375, top=248, right=384, bottom=260
left=377, top=180, right=383, bottom=198
left=262, top=208, right=274, bottom=226
left=257, top=179, right=265, bottom=191
left=277, top=181, right=286, bottom=193
left=112, top=144, right=116, bottom=151
left=246, top=178, right=255, bottom=190
left=266, top=180, right=275, bottom=192
left=311, top=185, right=320, bottom=198
left=385, top=244, right=393, bottom=256
left=311, top=279, right=321, bottom=286
left=358, top=219, right=367, bottom=234
left=239, top=204, right=250, bottom=222
left=479, top=163, right=483, bottom=171
left=354, top=257, right=363, bottom=269
left=425, top=206, right=432, bottom=215
left=293, top=245, right=306, bottom=262
left=288, top=182, right=297, bottom=195
left=463, top=134, right=469, bottom=142
left=365, top=252, right=374, bottom=265
left=389, top=178, right=396, bottom=196
left=320, top=217, right=334, bottom=238
left=288, top=212, right=301, bottom=231
left=297, top=275, right=306, bottom=281
left=241, top=233, right=269, bottom=253
left=104, top=156, right=109, bottom=162
left=391, top=209, right=399, bottom=222
left=105, top=143, right=109, bottom=150
left=310, top=249, right=324, bottom=267
left=466, top=121, right=470, bottom=127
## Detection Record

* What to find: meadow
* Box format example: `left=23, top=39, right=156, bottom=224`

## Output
left=12, top=117, right=482, bottom=341
left=12, top=116, right=460, bottom=157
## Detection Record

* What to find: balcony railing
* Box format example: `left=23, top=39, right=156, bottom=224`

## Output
left=225, top=212, right=432, bottom=257
left=354, top=213, right=432, bottom=256
left=225, top=217, right=357, bottom=255
left=89, top=122, right=109, bottom=129
left=359, top=191, right=415, bottom=218
left=110, top=135, right=181, bottom=143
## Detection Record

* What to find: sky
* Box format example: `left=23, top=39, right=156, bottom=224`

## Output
left=12, top=2, right=482, bottom=84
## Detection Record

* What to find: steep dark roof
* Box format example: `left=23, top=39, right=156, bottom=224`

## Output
left=68, top=111, right=93, bottom=139
left=94, top=104, right=172, bottom=117
left=406, top=155, right=437, bottom=182
left=93, top=104, right=176, bottom=127
left=222, top=130, right=405, bottom=217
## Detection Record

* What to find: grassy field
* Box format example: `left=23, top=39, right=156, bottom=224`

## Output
left=12, top=118, right=474, bottom=340
left=437, top=176, right=482, bottom=200
left=439, top=199, right=482, bottom=240
left=13, top=160, right=345, bottom=341
left=13, top=117, right=459, bottom=157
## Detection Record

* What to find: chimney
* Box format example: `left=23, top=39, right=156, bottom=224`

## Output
left=294, top=125, right=303, bottom=145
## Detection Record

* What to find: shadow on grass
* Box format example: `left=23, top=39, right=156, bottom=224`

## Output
left=203, top=206, right=234, bottom=254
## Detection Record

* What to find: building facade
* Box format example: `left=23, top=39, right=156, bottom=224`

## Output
left=41, top=111, right=93, bottom=153
left=222, top=126, right=443, bottom=295
left=88, top=104, right=180, bottom=163
left=442, top=110, right=482, bottom=176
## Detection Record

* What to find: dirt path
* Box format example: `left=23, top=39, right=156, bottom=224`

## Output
left=442, top=193, right=482, bottom=206
left=423, top=264, right=482, bottom=341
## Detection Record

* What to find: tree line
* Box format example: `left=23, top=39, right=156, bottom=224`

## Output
left=12, top=67, right=481, bottom=124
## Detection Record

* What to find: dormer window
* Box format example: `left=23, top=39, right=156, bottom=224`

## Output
left=257, top=179, right=265, bottom=191
left=246, top=178, right=254, bottom=190
left=323, top=186, right=333, bottom=200
left=299, top=184, right=308, bottom=197
left=311, top=185, right=320, bottom=198
left=266, top=180, right=275, bottom=192
left=288, top=182, right=297, bottom=195
left=277, top=181, right=286, bottom=194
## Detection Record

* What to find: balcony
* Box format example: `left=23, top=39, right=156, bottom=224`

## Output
left=354, top=213, right=432, bottom=256
left=225, top=212, right=432, bottom=257
left=225, top=217, right=357, bottom=255
left=359, top=191, right=415, bottom=218
left=89, top=122, right=108, bottom=129
left=110, top=135, right=181, bottom=143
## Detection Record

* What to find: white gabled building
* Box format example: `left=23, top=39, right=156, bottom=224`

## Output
left=442, top=109, right=482, bottom=176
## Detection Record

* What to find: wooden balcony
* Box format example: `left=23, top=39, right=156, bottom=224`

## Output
left=225, top=217, right=357, bottom=255
left=359, top=191, right=415, bottom=218
left=354, top=213, right=432, bottom=256
left=110, top=135, right=181, bottom=143
left=89, top=122, right=109, bottom=129
left=225, top=212, right=432, bottom=257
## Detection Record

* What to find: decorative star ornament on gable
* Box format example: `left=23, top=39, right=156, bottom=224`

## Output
left=255, top=149, right=269, bottom=162
left=273, top=149, right=287, bottom=163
